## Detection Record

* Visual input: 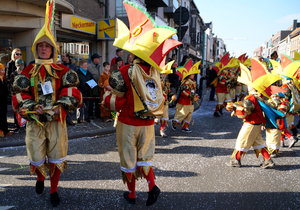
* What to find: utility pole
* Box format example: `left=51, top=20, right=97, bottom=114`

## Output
left=178, top=0, right=182, bottom=64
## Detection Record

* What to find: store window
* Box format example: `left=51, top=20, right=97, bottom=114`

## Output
left=57, top=41, right=91, bottom=66
left=0, top=37, right=13, bottom=65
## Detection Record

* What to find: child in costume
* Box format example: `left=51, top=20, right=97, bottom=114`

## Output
left=226, top=58, right=282, bottom=168
left=103, top=0, right=181, bottom=206
left=11, top=1, right=82, bottom=207
left=211, top=53, right=232, bottom=117
left=154, top=60, right=174, bottom=138
left=171, top=59, right=200, bottom=132
left=0, top=63, right=12, bottom=137
left=98, top=62, right=112, bottom=122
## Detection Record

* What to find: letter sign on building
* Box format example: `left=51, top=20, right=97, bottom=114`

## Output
left=62, top=14, right=96, bottom=35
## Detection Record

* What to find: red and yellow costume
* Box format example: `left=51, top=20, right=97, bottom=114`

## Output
left=172, top=59, right=200, bottom=131
left=212, top=53, right=232, bottom=117
left=226, top=58, right=285, bottom=168
left=154, top=60, right=173, bottom=137
left=103, top=0, right=182, bottom=205
left=11, top=1, right=82, bottom=206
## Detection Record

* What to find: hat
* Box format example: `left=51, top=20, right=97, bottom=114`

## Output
left=113, top=0, right=182, bottom=72
left=32, top=0, right=58, bottom=62
left=15, top=59, right=25, bottom=66
left=176, top=58, right=201, bottom=80
left=91, top=53, right=101, bottom=60
left=0, top=63, right=5, bottom=70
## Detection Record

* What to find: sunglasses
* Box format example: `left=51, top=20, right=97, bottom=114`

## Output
left=15, top=53, right=22, bottom=56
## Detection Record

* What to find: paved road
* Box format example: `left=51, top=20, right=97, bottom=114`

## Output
left=1, top=92, right=300, bottom=209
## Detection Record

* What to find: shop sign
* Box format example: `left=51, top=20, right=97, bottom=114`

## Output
left=61, top=14, right=96, bottom=35
left=97, top=19, right=115, bottom=40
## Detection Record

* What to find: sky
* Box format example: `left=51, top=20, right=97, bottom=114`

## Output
left=194, top=0, right=300, bottom=57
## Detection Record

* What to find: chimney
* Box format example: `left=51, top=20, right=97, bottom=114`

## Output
left=293, top=19, right=297, bottom=30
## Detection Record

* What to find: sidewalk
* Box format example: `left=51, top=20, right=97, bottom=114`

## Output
left=0, top=89, right=206, bottom=148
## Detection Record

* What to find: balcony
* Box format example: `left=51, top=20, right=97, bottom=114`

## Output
left=145, top=0, right=168, bottom=7
left=164, top=0, right=177, bottom=18
left=150, top=12, right=168, bottom=26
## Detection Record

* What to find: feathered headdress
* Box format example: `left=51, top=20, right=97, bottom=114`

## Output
left=113, top=0, right=182, bottom=72
left=238, top=58, right=284, bottom=98
left=32, top=0, right=58, bottom=62
left=176, top=58, right=200, bottom=80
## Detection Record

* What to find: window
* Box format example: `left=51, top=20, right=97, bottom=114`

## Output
left=0, top=37, right=13, bottom=64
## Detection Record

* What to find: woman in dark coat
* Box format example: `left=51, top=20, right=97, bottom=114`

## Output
left=0, top=63, right=12, bottom=137
left=76, top=59, right=95, bottom=123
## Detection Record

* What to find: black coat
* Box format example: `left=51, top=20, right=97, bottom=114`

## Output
left=76, top=68, right=95, bottom=97
left=0, top=78, right=8, bottom=134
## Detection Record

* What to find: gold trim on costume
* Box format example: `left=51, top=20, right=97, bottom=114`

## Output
left=16, top=93, right=23, bottom=104
left=110, top=94, right=116, bottom=111
left=51, top=77, right=56, bottom=105
left=111, top=89, right=125, bottom=97
left=30, top=163, right=48, bottom=178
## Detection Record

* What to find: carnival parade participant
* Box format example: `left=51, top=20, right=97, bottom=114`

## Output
left=270, top=55, right=300, bottom=148
left=265, top=94, right=289, bottom=157
left=211, top=53, right=232, bottom=117
left=11, top=0, right=82, bottom=207
left=103, top=0, right=181, bottom=206
left=171, top=59, right=200, bottom=132
left=155, top=60, right=174, bottom=138
left=226, top=58, right=283, bottom=168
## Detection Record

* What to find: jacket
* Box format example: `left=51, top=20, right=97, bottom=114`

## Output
left=87, top=62, right=101, bottom=96
left=76, top=68, right=95, bottom=97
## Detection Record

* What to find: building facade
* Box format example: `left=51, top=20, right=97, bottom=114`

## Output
left=0, top=0, right=106, bottom=66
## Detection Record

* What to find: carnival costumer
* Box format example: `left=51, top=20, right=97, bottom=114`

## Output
left=171, top=59, right=200, bottom=132
left=11, top=0, right=82, bottom=207
left=270, top=55, right=300, bottom=148
left=226, top=58, right=282, bottom=168
left=103, top=0, right=181, bottom=206
left=154, top=60, right=174, bottom=138
left=211, top=53, right=232, bottom=117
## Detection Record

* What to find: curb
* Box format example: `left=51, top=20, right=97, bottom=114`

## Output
left=0, top=90, right=206, bottom=148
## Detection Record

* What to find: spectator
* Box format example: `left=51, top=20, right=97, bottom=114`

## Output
left=61, top=53, right=77, bottom=125
left=98, top=62, right=112, bottom=123
left=179, top=55, right=189, bottom=66
left=56, top=58, right=62, bottom=64
left=110, top=57, right=123, bottom=73
left=0, top=63, right=11, bottom=137
left=208, top=65, right=217, bottom=101
left=125, top=54, right=133, bottom=65
left=167, top=54, right=180, bottom=107
left=111, top=48, right=124, bottom=67
left=61, top=53, right=77, bottom=71
left=6, top=48, right=23, bottom=90
left=77, top=59, right=95, bottom=123
left=10, top=59, right=25, bottom=132
left=88, top=53, right=101, bottom=119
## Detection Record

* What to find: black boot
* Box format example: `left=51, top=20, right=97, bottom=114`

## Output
left=36, top=181, right=44, bottom=194
left=213, top=112, right=220, bottom=117
left=146, top=185, right=160, bottom=206
left=123, top=192, right=136, bottom=205
left=50, top=192, right=60, bottom=207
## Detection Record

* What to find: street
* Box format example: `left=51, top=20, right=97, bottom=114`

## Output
left=1, top=92, right=300, bottom=210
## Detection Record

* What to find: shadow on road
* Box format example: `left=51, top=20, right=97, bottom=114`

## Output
left=1, top=186, right=300, bottom=209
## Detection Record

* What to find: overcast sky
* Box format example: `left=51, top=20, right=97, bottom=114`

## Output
left=195, top=0, right=300, bottom=57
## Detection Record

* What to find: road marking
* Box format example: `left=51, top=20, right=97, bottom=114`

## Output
left=90, top=120, right=102, bottom=129
left=8, top=164, right=29, bottom=171
left=0, top=184, right=12, bottom=188
left=0, top=168, right=11, bottom=172
left=0, top=206, right=15, bottom=210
